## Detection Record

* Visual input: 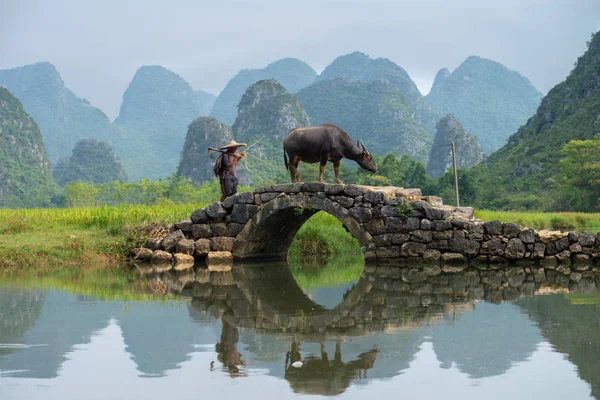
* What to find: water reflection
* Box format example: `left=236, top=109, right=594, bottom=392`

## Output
left=0, top=261, right=599, bottom=399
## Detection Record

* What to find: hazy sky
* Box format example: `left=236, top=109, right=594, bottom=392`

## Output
left=1, top=0, right=599, bottom=119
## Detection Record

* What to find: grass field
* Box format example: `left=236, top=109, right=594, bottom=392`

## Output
left=475, top=210, right=600, bottom=232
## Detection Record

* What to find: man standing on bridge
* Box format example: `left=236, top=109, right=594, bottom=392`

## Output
left=214, top=139, right=246, bottom=202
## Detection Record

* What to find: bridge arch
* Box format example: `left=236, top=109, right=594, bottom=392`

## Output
left=232, top=193, right=373, bottom=261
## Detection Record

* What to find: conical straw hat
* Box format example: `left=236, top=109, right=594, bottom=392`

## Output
left=220, top=139, right=247, bottom=150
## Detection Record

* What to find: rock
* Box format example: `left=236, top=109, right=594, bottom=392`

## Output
left=540, top=256, right=557, bottom=269
left=260, top=192, right=278, bottom=202
left=332, top=196, right=354, bottom=208
left=505, top=238, right=525, bottom=259
left=344, top=184, right=368, bottom=197
left=380, top=205, right=398, bottom=217
left=161, top=230, right=185, bottom=252
left=230, top=204, right=260, bottom=223
left=174, top=219, right=192, bottom=232
left=480, top=238, right=504, bottom=256
left=484, top=220, right=503, bottom=235
left=546, top=237, right=570, bottom=255
left=211, top=237, right=235, bottom=251
left=175, top=239, right=195, bottom=255
left=227, top=222, right=245, bottom=237
left=538, top=230, right=568, bottom=244
left=365, top=219, right=386, bottom=235
left=205, top=202, right=228, bottom=220
left=209, top=223, right=228, bottom=236
left=190, top=208, right=209, bottom=224
left=145, top=237, right=162, bottom=251
left=191, top=224, right=212, bottom=239
left=449, top=238, right=480, bottom=255
left=364, top=190, right=385, bottom=204
left=410, top=230, right=433, bottom=243
left=431, top=220, right=452, bottom=231
left=424, top=207, right=450, bottom=220
left=517, top=229, right=536, bottom=244
left=502, top=222, right=521, bottom=238
left=423, top=249, right=441, bottom=261
left=375, top=246, right=400, bottom=259
left=441, top=253, right=467, bottom=265
left=324, top=184, right=345, bottom=195
left=206, top=251, right=233, bottom=265
left=151, top=250, right=173, bottom=263
left=132, top=247, right=153, bottom=261
left=401, top=242, right=427, bottom=257
left=423, top=263, right=442, bottom=276
left=505, top=267, right=526, bottom=286
left=208, top=264, right=233, bottom=272
left=392, top=233, right=410, bottom=244
left=350, top=207, right=372, bottom=223
left=532, top=243, right=546, bottom=258
left=421, top=219, right=432, bottom=230
left=578, top=231, right=596, bottom=247
left=194, top=239, right=211, bottom=255
left=173, top=253, right=194, bottom=270
left=569, top=243, right=582, bottom=253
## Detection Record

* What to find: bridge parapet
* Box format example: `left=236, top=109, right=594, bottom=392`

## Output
left=131, top=183, right=600, bottom=270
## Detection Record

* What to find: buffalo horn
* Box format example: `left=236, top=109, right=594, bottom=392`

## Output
left=359, top=139, right=369, bottom=153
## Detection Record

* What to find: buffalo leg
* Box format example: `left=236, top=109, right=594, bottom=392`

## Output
left=319, top=163, right=327, bottom=183
left=333, top=161, right=343, bottom=184
left=289, top=157, right=303, bottom=182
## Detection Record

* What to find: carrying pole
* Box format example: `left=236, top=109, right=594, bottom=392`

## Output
left=451, top=141, right=460, bottom=207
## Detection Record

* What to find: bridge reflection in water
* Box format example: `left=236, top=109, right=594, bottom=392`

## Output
left=1, top=260, right=600, bottom=398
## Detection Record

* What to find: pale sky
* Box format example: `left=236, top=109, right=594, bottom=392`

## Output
left=1, top=0, right=599, bottom=120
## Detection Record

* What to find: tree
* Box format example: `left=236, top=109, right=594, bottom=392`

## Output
left=558, top=133, right=600, bottom=211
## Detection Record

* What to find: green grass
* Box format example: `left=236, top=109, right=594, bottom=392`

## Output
left=475, top=210, right=600, bottom=232
left=288, top=212, right=362, bottom=257
left=289, top=254, right=364, bottom=289
left=0, top=204, right=199, bottom=272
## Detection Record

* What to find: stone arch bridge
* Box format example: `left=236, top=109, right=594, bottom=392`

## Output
left=134, top=183, right=600, bottom=268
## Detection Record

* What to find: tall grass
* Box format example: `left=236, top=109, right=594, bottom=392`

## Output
left=475, top=210, right=600, bottom=232
left=288, top=212, right=362, bottom=256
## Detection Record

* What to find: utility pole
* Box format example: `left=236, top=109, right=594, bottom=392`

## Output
left=451, top=141, right=460, bottom=207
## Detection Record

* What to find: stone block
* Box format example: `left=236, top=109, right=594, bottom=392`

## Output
left=440, top=253, right=467, bottom=266
left=423, top=263, right=442, bottom=276
left=211, top=237, right=235, bottom=252
left=364, top=190, right=386, bottom=204
left=365, top=219, right=386, bottom=235
left=260, top=192, right=278, bottom=203
left=410, top=230, right=433, bottom=243
left=145, top=237, right=162, bottom=251
left=175, top=239, right=195, bottom=255
left=392, top=233, right=410, bottom=244
left=191, top=224, right=212, bottom=240
left=194, top=239, right=211, bottom=256
left=432, top=230, right=453, bottom=240
left=451, top=218, right=469, bottom=229
left=484, top=220, right=503, bottom=235
left=161, top=229, right=185, bottom=252
left=449, top=238, right=480, bottom=255
left=350, top=207, right=372, bottom=223
left=230, top=204, right=260, bottom=224
left=385, top=217, right=403, bottom=232
left=132, top=247, right=153, bottom=261
left=568, top=231, right=579, bottom=243
left=546, top=237, right=570, bottom=255
left=425, top=207, right=450, bottom=220
left=237, top=192, right=255, bottom=204
left=502, top=222, right=522, bottom=239
left=423, top=249, right=441, bottom=262
left=210, top=223, right=228, bottom=236
left=401, top=269, right=427, bottom=283
left=432, top=220, right=452, bottom=231
left=324, top=184, right=345, bottom=195
left=421, top=219, right=432, bottom=230
left=401, top=242, right=427, bottom=257
left=428, top=239, right=449, bottom=250
left=227, top=222, right=245, bottom=237
left=505, top=267, right=526, bottom=287
left=174, top=219, right=192, bottom=233
left=332, top=196, right=354, bottom=208
left=206, top=251, right=233, bottom=265
left=344, top=184, right=368, bottom=197
left=578, top=231, right=596, bottom=247
left=532, top=243, right=545, bottom=258
left=151, top=250, right=173, bottom=264
left=174, top=253, right=194, bottom=270
left=505, top=238, right=526, bottom=259
left=517, top=229, right=536, bottom=244
left=205, top=202, right=228, bottom=220
left=190, top=208, right=209, bottom=224
left=375, top=246, right=400, bottom=259
left=373, top=234, right=393, bottom=247
left=569, top=243, right=582, bottom=253
left=480, top=238, right=504, bottom=256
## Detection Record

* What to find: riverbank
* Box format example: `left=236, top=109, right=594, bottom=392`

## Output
left=2, top=205, right=600, bottom=272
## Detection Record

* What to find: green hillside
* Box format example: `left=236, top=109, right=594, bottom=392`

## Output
left=317, top=52, right=441, bottom=130
left=113, top=65, right=204, bottom=181
left=297, top=77, right=432, bottom=164
left=210, top=58, right=317, bottom=125
left=0, top=87, right=59, bottom=208
left=195, top=90, right=217, bottom=115
left=52, top=139, right=127, bottom=186
left=427, top=56, right=543, bottom=154
left=471, top=32, right=600, bottom=211
left=232, top=79, right=311, bottom=185
left=0, top=62, right=114, bottom=164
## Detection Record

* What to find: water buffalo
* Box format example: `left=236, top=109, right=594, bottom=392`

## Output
left=283, top=124, right=378, bottom=184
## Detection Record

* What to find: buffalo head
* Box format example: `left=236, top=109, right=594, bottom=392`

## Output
left=356, top=139, right=378, bottom=173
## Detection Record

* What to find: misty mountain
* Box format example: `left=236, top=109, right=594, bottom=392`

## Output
left=112, top=65, right=204, bottom=181
left=297, top=77, right=433, bottom=164
left=427, top=114, right=484, bottom=178
left=0, top=62, right=114, bottom=164
left=232, top=79, right=311, bottom=184
left=426, top=56, right=543, bottom=154
left=53, top=138, right=127, bottom=186
left=0, top=87, right=59, bottom=208
left=195, top=90, right=217, bottom=115
left=210, top=58, right=317, bottom=125
left=316, top=52, right=441, bottom=131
